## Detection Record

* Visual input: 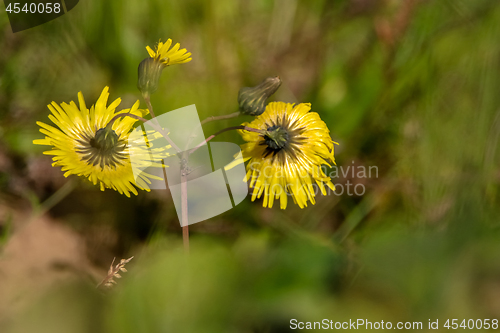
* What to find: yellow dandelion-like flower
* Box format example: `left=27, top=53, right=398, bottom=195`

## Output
left=33, top=86, right=168, bottom=197
left=146, top=39, right=192, bottom=66
left=237, top=102, right=338, bottom=209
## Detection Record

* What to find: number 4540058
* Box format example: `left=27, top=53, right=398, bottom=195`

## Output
left=5, top=2, right=62, bottom=14
left=444, top=319, right=498, bottom=330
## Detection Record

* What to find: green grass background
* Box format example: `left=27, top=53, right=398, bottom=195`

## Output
left=1, top=0, right=500, bottom=331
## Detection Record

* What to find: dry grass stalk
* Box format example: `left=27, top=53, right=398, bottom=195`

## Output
left=97, top=256, right=133, bottom=288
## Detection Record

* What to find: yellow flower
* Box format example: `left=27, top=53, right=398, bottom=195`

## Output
left=146, top=39, right=192, bottom=66
left=237, top=102, right=338, bottom=209
left=34, top=87, right=168, bottom=197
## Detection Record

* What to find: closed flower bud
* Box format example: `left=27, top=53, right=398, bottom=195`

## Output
left=137, top=57, right=165, bottom=95
left=238, top=76, right=281, bottom=116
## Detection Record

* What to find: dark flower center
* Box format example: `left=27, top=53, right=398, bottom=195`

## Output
left=263, top=125, right=289, bottom=151
left=258, top=115, right=307, bottom=160
left=76, top=128, right=127, bottom=170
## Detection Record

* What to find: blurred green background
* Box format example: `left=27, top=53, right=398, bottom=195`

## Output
left=1, top=0, right=500, bottom=331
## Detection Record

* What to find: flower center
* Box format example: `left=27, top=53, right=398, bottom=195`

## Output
left=91, top=128, right=120, bottom=152
left=263, top=125, right=289, bottom=151
left=76, top=128, right=127, bottom=170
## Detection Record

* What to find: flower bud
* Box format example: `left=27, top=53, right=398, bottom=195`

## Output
left=137, top=57, right=165, bottom=95
left=238, top=76, right=281, bottom=116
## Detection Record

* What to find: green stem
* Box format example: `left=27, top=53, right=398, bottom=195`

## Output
left=108, top=106, right=252, bottom=253
left=189, top=125, right=262, bottom=155
left=200, top=111, right=240, bottom=126
left=181, top=172, right=189, bottom=252
left=140, top=94, right=189, bottom=251
left=176, top=111, right=241, bottom=252
left=142, top=95, right=182, bottom=154
left=185, top=111, right=241, bottom=152
left=142, top=92, right=156, bottom=118
left=108, top=112, right=182, bottom=153
left=37, top=179, right=77, bottom=216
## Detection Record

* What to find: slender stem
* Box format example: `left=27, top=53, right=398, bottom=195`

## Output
left=37, top=178, right=77, bottom=216
left=111, top=102, right=249, bottom=253
left=176, top=111, right=241, bottom=252
left=200, top=111, right=240, bottom=126
left=142, top=93, right=157, bottom=119
left=185, top=111, right=241, bottom=152
left=143, top=95, right=164, bottom=136
left=139, top=95, right=189, bottom=252
left=189, top=125, right=262, bottom=155
left=108, top=112, right=149, bottom=126
left=178, top=123, right=259, bottom=251
left=108, top=112, right=182, bottom=153
left=181, top=172, right=189, bottom=252
left=160, top=158, right=190, bottom=251
left=143, top=97, right=183, bottom=153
